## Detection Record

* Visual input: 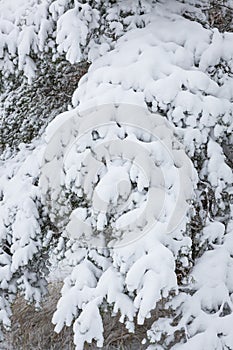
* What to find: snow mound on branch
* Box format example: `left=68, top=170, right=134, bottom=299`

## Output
left=41, top=104, right=195, bottom=249
left=0, top=0, right=156, bottom=81
left=0, top=0, right=100, bottom=80
left=0, top=141, right=49, bottom=338
left=68, top=4, right=233, bottom=349
left=40, top=101, right=196, bottom=348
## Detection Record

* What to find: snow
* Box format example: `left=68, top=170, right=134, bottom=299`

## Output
left=42, top=104, right=195, bottom=251
left=1, top=0, right=233, bottom=349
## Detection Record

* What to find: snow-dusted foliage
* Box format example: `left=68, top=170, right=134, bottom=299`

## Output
left=40, top=103, right=195, bottom=348
left=0, top=58, right=89, bottom=155
left=0, top=0, right=155, bottom=82
left=0, top=143, right=49, bottom=340
left=0, top=0, right=233, bottom=349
